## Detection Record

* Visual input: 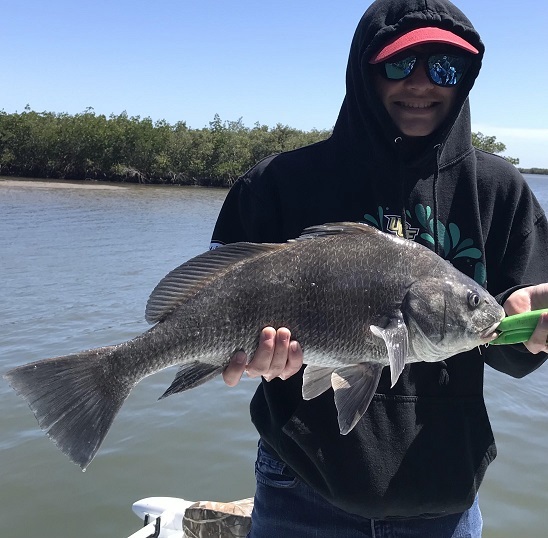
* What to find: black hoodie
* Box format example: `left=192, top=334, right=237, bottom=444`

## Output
left=210, top=0, right=548, bottom=519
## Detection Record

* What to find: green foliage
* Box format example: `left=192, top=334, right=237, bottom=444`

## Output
left=0, top=108, right=522, bottom=184
left=472, top=131, right=519, bottom=165
left=518, top=167, right=548, bottom=175
left=0, top=108, right=331, bottom=186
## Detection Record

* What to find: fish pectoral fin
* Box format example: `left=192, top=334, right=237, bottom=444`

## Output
left=159, top=361, right=225, bottom=399
left=302, top=365, right=335, bottom=400
left=331, top=363, right=382, bottom=435
left=370, top=314, right=409, bottom=388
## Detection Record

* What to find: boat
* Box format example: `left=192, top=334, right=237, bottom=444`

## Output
left=127, top=496, right=253, bottom=537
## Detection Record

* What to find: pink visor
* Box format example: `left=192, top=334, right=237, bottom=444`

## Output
left=370, top=27, right=479, bottom=64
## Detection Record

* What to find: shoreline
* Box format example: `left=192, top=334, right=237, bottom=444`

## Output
left=1, top=171, right=547, bottom=193
left=0, top=178, right=128, bottom=190
left=0, top=177, right=229, bottom=190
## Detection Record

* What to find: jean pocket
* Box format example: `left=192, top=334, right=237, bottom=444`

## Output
left=254, top=441, right=300, bottom=489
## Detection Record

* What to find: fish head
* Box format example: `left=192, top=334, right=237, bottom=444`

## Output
left=403, top=274, right=505, bottom=361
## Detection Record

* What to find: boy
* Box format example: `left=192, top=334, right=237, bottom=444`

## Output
left=211, top=1, right=548, bottom=535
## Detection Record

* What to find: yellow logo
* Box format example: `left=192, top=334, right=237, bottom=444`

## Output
left=385, top=215, right=419, bottom=239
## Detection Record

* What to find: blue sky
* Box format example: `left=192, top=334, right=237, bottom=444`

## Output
left=3, top=0, right=548, bottom=168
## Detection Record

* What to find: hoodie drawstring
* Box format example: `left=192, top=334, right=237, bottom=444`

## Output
left=394, top=137, right=410, bottom=240
left=432, top=144, right=449, bottom=385
left=432, top=144, right=442, bottom=256
left=439, top=361, right=450, bottom=385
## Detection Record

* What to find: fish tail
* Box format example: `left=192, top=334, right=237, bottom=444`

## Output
left=4, top=346, right=132, bottom=471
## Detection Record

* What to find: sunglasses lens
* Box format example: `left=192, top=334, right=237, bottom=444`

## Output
left=384, top=56, right=417, bottom=80
left=381, top=53, right=470, bottom=86
left=427, top=54, right=469, bottom=86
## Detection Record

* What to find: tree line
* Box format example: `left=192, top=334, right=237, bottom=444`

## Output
left=0, top=107, right=330, bottom=186
left=0, top=106, right=521, bottom=187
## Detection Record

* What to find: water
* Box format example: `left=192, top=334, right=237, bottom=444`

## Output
left=1, top=175, right=547, bottom=537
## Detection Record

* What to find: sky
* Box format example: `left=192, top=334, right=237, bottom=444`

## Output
left=3, top=0, right=548, bottom=168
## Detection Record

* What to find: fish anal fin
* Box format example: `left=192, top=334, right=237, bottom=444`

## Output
left=302, top=365, right=335, bottom=400
left=331, top=363, right=383, bottom=435
left=370, top=313, right=408, bottom=387
left=159, top=361, right=225, bottom=399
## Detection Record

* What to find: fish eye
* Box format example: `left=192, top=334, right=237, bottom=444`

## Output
left=467, top=291, right=481, bottom=309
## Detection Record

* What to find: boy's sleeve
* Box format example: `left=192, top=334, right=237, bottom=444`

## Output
left=484, top=197, right=548, bottom=378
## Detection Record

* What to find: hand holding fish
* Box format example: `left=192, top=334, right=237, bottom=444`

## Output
left=223, top=327, right=303, bottom=386
left=504, top=283, right=548, bottom=353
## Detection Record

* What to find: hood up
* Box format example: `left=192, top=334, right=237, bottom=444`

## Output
left=332, top=0, right=485, bottom=168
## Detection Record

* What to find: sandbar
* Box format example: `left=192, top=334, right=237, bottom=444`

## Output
left=0, top=178, right=127, bottom=190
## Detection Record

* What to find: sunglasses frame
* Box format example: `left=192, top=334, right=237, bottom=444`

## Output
left=378, top=52, right=472, bottom=87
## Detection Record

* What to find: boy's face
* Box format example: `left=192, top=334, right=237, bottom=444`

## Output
left=372, top=45, right=461, bottom=138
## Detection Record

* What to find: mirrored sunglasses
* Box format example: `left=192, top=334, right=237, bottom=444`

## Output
left=381, top=53, right=471, bottom=87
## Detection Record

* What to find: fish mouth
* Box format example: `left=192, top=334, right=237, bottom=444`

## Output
left=480, top=320, right=502, bottom=341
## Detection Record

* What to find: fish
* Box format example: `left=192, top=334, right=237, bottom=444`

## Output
left=4, top=223, right=505, bottom=470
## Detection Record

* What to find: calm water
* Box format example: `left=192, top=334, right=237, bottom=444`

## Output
left=1, top=176, right=547, bottom=537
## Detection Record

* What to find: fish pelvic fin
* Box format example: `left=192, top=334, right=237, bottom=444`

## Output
left=4, top=346, right=132, bottom=471
left=302, top=365, right=334, bottom=400
left=331, top=363, right=383, bottom=435
left=370, top=313, right=409, bottom=387
left=159, top=361, right=225, bottom=399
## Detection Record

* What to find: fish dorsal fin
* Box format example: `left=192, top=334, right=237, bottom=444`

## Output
left=370, top=312, right=409, bottom=387
left=145, top=243, right=283, bottom=324
left=331, top=363, right=383, bottom=435
left=295, top=222, right=379, bottom=241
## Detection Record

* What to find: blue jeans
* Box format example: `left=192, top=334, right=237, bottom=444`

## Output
left=248, top=441, right=483, bottom=538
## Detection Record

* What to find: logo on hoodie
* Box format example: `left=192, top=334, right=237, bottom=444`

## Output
left=384, top=215, right=419, bottom=240
left=363, top=204, right=487, bottom=285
